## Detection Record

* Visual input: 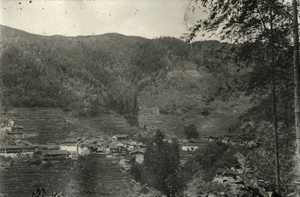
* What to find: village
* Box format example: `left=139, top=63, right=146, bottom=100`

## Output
left=0, top=117, right=260, bottom=197
left=0, top=117, right=259, bottom=171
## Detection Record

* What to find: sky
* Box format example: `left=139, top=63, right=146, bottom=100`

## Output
left=0, top=0, right=204, bottom=39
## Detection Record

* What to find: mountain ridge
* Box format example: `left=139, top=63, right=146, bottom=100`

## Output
left=0, top=25, right=250, bottom=139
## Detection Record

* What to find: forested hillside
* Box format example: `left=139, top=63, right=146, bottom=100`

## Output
left=0, top=24, right=297, bottom=195
left=0, top=25, right=248, bottom=137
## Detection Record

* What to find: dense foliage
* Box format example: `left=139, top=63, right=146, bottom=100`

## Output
left=131, top=130, right=182, bottom=196
left=184, top=123, right=199, bottom=139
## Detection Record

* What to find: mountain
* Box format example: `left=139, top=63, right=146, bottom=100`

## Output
left=0, top=24, right=251, bottom=139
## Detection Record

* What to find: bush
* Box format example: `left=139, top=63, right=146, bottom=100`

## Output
left=184, top=124, right=199, bottom=139
left=42, top=161, right=53, bottom=169
left=130, top=162, right=142, bottom=182
left=193, top=141, right=238, bottom=181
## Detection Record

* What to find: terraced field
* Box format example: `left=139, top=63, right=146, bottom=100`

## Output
left=1, top=108, right=71, bottom=144
left=1, top=108, right=133, bottom=144
left=0, top=155, right=133, bottom=197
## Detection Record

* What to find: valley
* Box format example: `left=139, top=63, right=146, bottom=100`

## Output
left=0, top=24, right=296, bottom=196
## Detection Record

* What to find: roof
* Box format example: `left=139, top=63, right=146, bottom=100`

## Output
left=130, top=150, right=145, bottom=155
left=0, top=145, right=36, bottom=150
left=12, top=125, right=23, bottom=129
left=62, top=138, right=79, bottom=143
left=129, top=141, right=138, bottom=145
left=115, top=135, right=128, bottom=138
left=110, top=141, right=126, bottom=149
left=42, top=150, right=70, bottom=156
left=7, top=132, right=24, bottom=135
left=79, top=142, right=93, bottom=147
left=182, top=142, right=205, bottom=147
left=90, top=138, right=98, bottom=143
left=111, top=136, right=118, bottom=139
left=124, top=155, right=135, bottom=160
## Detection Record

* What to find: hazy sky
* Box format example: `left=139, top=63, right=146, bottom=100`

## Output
left=0, top=0, right=203, bottom=39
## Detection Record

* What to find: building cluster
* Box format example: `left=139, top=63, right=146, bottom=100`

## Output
left=57, top=134, right=147, bottom=168
left=0, top=118, right=259, bottom=179
left=0, top=123, right=147, bottom=169
left=0, top=119, right=25, bottom=139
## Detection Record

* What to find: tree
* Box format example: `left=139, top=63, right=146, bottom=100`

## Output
left=184, top=0, right=292, bottom=188
left=292, top=0, right=300, bottom=157
left=292, top=0, right=300, bottom=193
left=141, top=130, right=182, bottom=196
left=184, top=123, right=199, bottom=139
left=193, top=141, right=237, bottom=181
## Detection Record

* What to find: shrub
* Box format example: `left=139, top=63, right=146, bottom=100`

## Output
left=184, top=124, right=199, bottom=139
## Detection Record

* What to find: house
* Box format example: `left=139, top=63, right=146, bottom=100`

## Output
left=7, top=120, right=14, bottom=127
left=181, top=142, right=205, bottom=151
left=12, top=125, right=23, bottom=132
left=130, top=149, right=145, bottom=155
left=7, top=132, right=24, bottom=139
left=96, top=146, right=105, bottom=153
left=127, top=141, right=138, bottom=151
left=138, top=142, right=147, bottom=149
left=78, top=142, right=95, bottom=155
left=178, top=139, right=189, bottom=143
left=109, top=141, right=127, bottom=154
left=0, top=146, right=37, bottom=158
left=115, top=134, right=129, bottom=141
left=208, top=135, right=217, bottom=141
left=130, top=150, right=145, bottom=164
left=22, top=146, right=38, bottom=154
left=110, top=136, right=118, bottom=142
left=45, top=142, right=60, bottom=150
left=90, top=138, right=98, bottom=146
left=119, top=155, right=135, bottom=169
left=42, top=150, right=70, bottom=161
left=60, top=138, right=79, bottom=153
left=0, top=126, right=12, bottom=132
left=96, top=141, right=108, bottom=153
left=213, top=168, right=236, bottom=183
left=0, top=146, right=21, bottom=157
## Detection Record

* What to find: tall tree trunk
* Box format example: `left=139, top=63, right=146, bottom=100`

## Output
left=293, top=0, right=300, bottom=162
left=269, top=3, right=280, bottom=187
left=292, top=1, right=300, bottom=193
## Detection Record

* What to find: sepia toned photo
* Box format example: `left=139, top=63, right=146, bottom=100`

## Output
left=0, top=0, right=300, bottom=196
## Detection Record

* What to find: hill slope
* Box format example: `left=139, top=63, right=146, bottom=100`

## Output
left=0, top=25, right=251, bottom=139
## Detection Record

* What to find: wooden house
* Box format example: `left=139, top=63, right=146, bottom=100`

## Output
left=127, top=141, right=138, bottom=151
left=109, top=141, right=127, bottom=154
left=7, top=132, right=24, bottom=139
left=42, top=150, right=70, bottom=161
left=78, top=142, right=95, bottom=155
left=60, top=138, right=79, bottom=153
left=115, top=135, right=129, bottom=141
left=181, top=142, right=205, bottom=151
left=119, top=155, right=135, bottom=168
left=213, top=168, right=236, bottom=183
left=130, top=150, right=145, bottom=164
left=0, top=145, right=37, bottom=157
